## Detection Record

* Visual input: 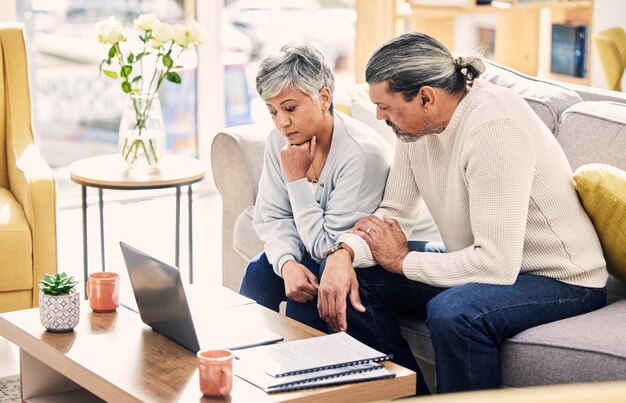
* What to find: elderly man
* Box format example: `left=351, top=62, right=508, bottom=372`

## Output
left=318, top=32, right=607, bottom=394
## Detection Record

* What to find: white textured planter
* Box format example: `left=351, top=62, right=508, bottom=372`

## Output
left=39, top=289, right=80, bottom=332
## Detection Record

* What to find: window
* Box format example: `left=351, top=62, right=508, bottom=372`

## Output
left=17, top=0, right=198, bottom=168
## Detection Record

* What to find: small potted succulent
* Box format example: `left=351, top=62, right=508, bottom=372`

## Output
left=39, top=273, right=80, bottom=332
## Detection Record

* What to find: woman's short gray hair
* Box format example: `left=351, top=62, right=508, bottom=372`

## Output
left=256, top=42, right=335, bottom=108
left=366, top=32, right=485, bottom=101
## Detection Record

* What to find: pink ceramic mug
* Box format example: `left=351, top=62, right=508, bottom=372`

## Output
left=86, top=272, right=119, bottom=312
left=197, top=349, right=233, bottom=397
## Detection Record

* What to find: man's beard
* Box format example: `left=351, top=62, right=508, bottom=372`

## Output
left=386, top=120, right=444, bottom=143
left=386, top=120, right=419, bottom=143
left=396, top=131, right=419, bottom=143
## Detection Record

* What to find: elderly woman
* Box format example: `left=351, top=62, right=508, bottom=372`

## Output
left=239, top=42, right=393, bottom=331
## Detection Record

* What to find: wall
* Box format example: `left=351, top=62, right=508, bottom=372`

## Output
left=454, top=13, right=497, bottom=57
left=196, top=1, right=224, bottom=167
left=451, top=1, right=626, bottom=90
left=0, top=1, right=16, bottom=21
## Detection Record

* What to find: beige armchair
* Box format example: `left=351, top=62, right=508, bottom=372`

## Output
left=0, top=23, right=57, bottom=313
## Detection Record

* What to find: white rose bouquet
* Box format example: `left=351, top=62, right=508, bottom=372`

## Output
left=95, top=14, right=207, bottom=166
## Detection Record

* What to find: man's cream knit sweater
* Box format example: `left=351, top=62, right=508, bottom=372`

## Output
left=341, top=80, right=607, bottom=289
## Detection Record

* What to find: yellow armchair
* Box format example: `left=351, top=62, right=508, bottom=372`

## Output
left=593, top=27, right=626, bottom=92
left=0, top=22, right=57, bottom=313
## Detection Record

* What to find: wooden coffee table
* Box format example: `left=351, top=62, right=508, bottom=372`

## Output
left=0, top=292, right=415, bottom=402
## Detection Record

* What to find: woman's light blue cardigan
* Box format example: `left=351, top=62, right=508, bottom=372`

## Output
left=253, top=111, right=393, bottom=276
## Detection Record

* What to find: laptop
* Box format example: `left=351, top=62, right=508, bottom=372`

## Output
left=120, top=241, right=284, bottom=353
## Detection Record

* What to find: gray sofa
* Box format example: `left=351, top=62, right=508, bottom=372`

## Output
left=211, top=61, right=626, bottom=392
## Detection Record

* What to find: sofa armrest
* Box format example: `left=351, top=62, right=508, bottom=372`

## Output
left=211, top=123, right=271, bottom=291
left=3, top=23, right=57, bottom=307
left=565, top=82, right=626, bottom=104
left=8, top=139, right=57, bottom=308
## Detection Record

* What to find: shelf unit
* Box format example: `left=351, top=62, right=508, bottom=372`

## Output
left=354, top=0, right=594, bottom=85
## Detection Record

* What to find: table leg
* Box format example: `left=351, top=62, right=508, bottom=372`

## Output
left=81, top=185, right=88, bottom=298
left=20, top=350, right=83, bottom=400
left=188, top=185, right=193, bottom=284
left=98, top=188, right=105, bottom=271
left=175, top=186, right=181, bottom=269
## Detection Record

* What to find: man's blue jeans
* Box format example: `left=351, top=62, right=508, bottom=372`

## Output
left=331, top=241, right=607, bottom=394
left=239, top=252, right=328, bottom=332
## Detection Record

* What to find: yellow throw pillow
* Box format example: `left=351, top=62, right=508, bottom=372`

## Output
left=572, top=164, right=626, bottom=283
left=334, top=103, right=352, bottom=116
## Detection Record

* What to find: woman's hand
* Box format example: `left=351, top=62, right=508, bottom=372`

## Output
left=282, top=261, right=319, bottom=303
left=280, top=136, right=316, bottom=182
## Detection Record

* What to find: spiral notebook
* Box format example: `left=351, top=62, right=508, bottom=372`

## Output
left=234, top=332, right=394, bottom=392
left=236, top=360, right=395, bottom=393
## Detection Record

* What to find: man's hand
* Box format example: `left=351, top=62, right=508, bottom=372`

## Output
left=318, top=249, right=365, bottom=332
left=280, top=136, right=316, bottom=182
left=353, top=215, right=409, bottom=274
left=282, top=261, right=318, bottom=303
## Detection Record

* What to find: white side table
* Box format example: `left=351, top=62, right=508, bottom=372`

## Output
left=69, top=154, right=206, bottom=294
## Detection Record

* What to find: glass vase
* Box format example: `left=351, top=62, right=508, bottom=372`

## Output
left=118, top=93, right=166, bottom=169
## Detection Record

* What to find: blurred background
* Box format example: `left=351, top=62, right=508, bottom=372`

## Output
left=13, top=0, right=356, bottom=170
left=8, top=0, right=624, bottom=190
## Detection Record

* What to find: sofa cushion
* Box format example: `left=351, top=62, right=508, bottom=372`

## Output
left=399, top=297, right=626, bottom=393
left=233, top=206, right=264, bottom=261
left=398, top=314, right=436, bottom=393
left=573, top=164, right=626, bottom=283
left=501, top=300, right=626, bottom=387
left=0, top=188, right=32, bottom=292
left=482, top=59, right=582, bottom=134
left=557, top=101, right=626, bottom=172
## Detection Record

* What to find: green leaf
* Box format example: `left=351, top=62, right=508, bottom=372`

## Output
left=131, top=75, right=142, bottom=83
left=166, top=71, right=181, bottom=84
left=120, top=65, right=132, bottom=78
left=102, top=70, right=118, bottom=79
left=108, top=45, right=117, bottom=58
left=121, top=81, right=131, bottom=93
left=39, top=272, right=77, bottom=295
left=127, top=54, right=134, bottom=64
left=136, top=52, right=145, bottom=61
left=163, top=55, right=173, bottom=68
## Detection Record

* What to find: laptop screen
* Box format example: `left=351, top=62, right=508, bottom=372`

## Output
left=120, top=242, right=284, bottom=353
left=120, top=242, right=201, bottom=352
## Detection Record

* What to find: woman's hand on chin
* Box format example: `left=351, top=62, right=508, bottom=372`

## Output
left=281, top=136, right=316, bottom=182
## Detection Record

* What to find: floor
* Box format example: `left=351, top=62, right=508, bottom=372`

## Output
left=0, top=167, right=224, bottom=395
